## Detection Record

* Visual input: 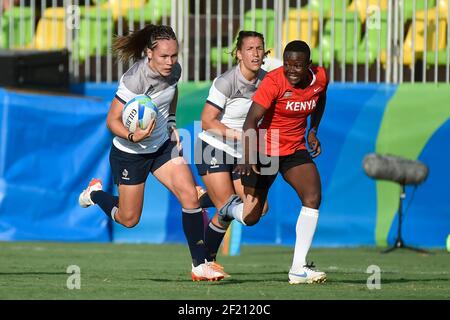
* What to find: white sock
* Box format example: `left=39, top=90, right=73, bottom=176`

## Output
left=291, top=206, right=319, bottom=270
left=230, top=202, right=246, bottom=226
left=110, top=206, right=117, bottom=222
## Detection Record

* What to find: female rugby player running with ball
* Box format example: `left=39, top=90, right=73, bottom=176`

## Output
left=78, top=24, right=226, bottom=281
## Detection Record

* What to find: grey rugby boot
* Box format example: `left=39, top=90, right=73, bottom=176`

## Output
left=218, top=194, right=242, bottom=225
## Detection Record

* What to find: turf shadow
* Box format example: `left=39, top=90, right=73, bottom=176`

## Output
left=230, top=271, right=287, bottom=276
left=331, top=278, right=450, bottom=284
left=142, top=278, right=201, bottom=283
left=0, top=272, right=67, bottom=276
left=143, top=278, right=287, bottom=284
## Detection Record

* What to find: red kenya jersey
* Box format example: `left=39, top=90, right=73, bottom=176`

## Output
left=252, top=65, right=328, bottom=156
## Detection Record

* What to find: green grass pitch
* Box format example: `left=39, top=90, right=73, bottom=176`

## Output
left=0, top=242, right=448, bottom=300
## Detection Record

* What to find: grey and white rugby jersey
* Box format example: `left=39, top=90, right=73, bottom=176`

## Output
left=113, top=57, right=181, bottom=154
left=198, top=64, right=266, bottom=158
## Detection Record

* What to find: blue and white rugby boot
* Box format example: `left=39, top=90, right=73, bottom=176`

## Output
left=288, top=262, right=326, bottom=284
left=218, top=194, right=241, bottom=225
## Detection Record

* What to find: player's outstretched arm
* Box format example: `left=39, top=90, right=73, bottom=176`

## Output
left=235, top=102, right=267, bottom=175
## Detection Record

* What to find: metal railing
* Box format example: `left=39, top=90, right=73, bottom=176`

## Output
left=0, top=0, right=449, bottom=83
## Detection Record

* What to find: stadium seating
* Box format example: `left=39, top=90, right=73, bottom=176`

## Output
left=32, top=6, right=113, bottom=62
left=2, top=1, right=447, bottom=76
left=336, top=11, right=388, bottom=65
left=210, top=9, right=275, bottom=67
left=100, top=0, right=147, bottom=20
left=436, top=0, right=449, bottom=16
left=127, top=0, right=171, bottom=23
left=401, top=0, right=436, bottom=20
left=424, top=0, right=449, bottom=65
left=306, top=0, right=353, bottom=18
left=282, top=9, right=319, bottom=49
left=425, top=49, right=449, bottom=65
left=400, top=8, right=447, bottom=66
left=347, top=0, right=388, bottom=21
left=33, top=7, right=66, bottom=50
left=0, top=6, right=33, bottom=49
left=311, top=13, right=362, bottom=66
left=72, top=8, right=113, bottom=62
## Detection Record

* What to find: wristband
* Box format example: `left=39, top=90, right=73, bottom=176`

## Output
left=167, top=113, right=176, bottom=131
left=167, top=113, right=176, bottom=125
left=308, top=127, right=317, bottom=135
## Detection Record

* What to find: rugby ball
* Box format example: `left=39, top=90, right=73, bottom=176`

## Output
left=122, top=95, right=158, bottom=133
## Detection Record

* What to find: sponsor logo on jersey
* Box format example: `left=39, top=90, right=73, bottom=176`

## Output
left=283, top=91, right=292, bottom=98
left=145, top=85, right=155, bottom=95
left=286, top=99, right=317, bottom=111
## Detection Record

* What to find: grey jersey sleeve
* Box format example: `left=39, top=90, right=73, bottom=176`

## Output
left=115, top=62, right=144, bottom=104
left=206, top=76, right=233, bottom=110
left=115, top=76, right=139, bottom=104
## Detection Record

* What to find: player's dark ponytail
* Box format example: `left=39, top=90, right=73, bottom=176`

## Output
left=113, top=24, right=177, bottom=63
left=231, top=30, right=270, bottom=64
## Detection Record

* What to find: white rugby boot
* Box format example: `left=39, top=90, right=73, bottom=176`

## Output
left=191, top=260, right=228, bottom=281
left=78, top=178, right=103, bottom=208
left=288, top=262, right=327, bottom=284
left=209, top=261, right=230, bottom=278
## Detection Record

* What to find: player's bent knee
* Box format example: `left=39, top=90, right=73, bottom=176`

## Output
left=121, top=217, right=140, bottom=228
left=302, top=193, right=321, bottom=209
left=117, top=210, right=141, bottom=228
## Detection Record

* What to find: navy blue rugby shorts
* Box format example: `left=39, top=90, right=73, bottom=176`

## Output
left=195, top=139, right=241, bottom=180
left=110, top=139, right=180, bottom=185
